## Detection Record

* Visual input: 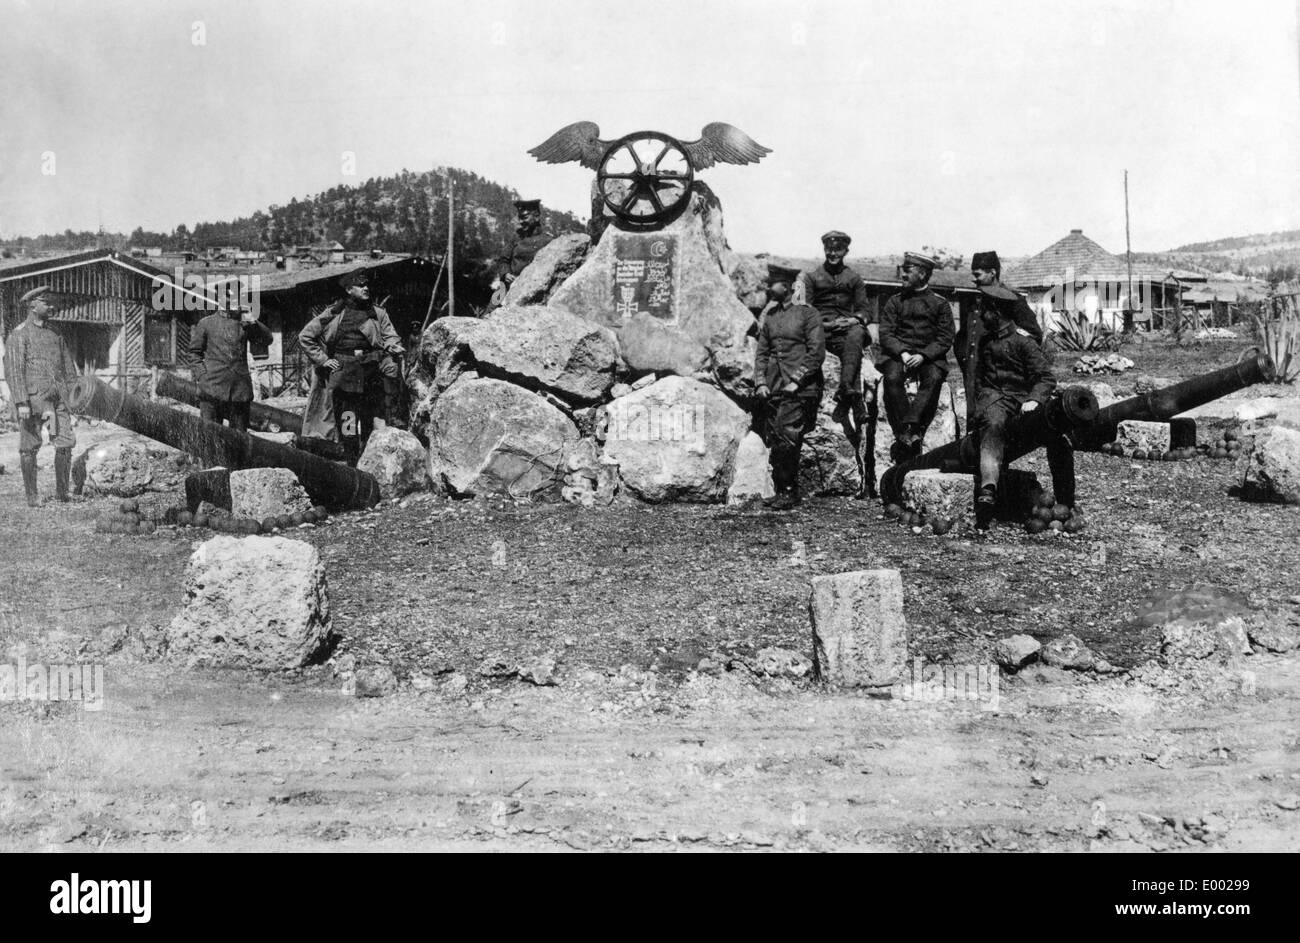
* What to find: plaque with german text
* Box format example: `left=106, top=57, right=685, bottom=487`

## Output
left=612, top=234, right=678, bottom=323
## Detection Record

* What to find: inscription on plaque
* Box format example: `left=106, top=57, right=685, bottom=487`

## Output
left=612, top=234, right=678, bottom=323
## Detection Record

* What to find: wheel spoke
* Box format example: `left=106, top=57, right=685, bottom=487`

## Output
left=648, top=188, right=664, bottom=212
left=620, top=191, right=639, bottom=212
left=649, top=143, right=671, bottom=172
left=602, top=173, right=638, bottom=179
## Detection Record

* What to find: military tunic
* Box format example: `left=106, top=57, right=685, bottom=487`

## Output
left=878, top=286, right=954, bottom=440
left=957, top=285, right=1043, bottom=424
left=755, top=301, right=825, bottom=494
left=3, top=319, right=78, bottom=452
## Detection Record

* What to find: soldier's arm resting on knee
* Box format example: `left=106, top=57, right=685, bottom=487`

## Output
left=1021, top=338, right=1056, bottom=408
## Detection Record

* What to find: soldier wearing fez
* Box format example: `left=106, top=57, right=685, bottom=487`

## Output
left=958, top=250, right=1042, bottom=390
left=969, top=283, right=1074, bottom=531
left=489, top=198, right=551, bottom=309
left=188, top=301, right=272, bottom=432
left=878, top=251, right=954, bottom=461
left=3, top=287, right=78, bottom=506
left=755, top=264, right=825, bottom=511
left=298, top=270, right=405, bottom=463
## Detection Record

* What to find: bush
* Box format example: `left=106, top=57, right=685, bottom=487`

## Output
left=1050, top=312, right=1122, bottom=352
left=1253, top=294, right=1300, bottom=383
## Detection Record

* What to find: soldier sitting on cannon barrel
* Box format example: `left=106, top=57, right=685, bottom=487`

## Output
left=970, top=284, right=1075, bottom=531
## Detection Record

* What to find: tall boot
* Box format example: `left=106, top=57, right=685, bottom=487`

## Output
left=54, top=447, right=72, bottom=502
left=20, top=451, right=40, bottom=507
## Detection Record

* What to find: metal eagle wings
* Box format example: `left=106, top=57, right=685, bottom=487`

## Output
left=528, top=122, right=771, bottom=171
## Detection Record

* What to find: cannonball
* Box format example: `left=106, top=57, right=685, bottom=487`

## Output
left=290, top=512, right=306, bottom=527
left=244, top=518, right=262, bottom=535
left=1132, top=449, right=1148, bottom=461
left=1213, top=448, right=1229, bottom=459
left=312, top=505, right=329, bottom=520
left=884, top=503, right=903, bottom=519
left=1052, top=503, right=1071, bottom=521
left=275, top=514, right=293, bottom=530
left=262, top=517, right=279, bottom=533
left=1033, top=505, right=1055, bottom=522
left=931, top=518, right=953, bottom=536
left=1064, top=516, right=1085, bottom=534
left=1224, top=429, right=1239, bottom=442
left=1047, top=519, right=1064, bottom=532
left=1025, top=517, right=1047, bottom=534
left=193, top=513, right=210, bottom=529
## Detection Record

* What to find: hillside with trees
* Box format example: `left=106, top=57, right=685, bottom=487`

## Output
left=1, top=167, right=586, bottom=277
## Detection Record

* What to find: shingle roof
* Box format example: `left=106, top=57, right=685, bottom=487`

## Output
left=251, top=255, right=432, bottom=293
left=1004, top=230, right=1172, bottom=289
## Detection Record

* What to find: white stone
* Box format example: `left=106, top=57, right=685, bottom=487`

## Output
left=502, top=233, right=591, bottom=307
left=901, top=470, right=973, bottom=521
left=994, top=635, right=1041, bottom=670
left=357, top=426, right=431, bottom=499
left=426, top=377, right=579, bottom=498
left=167, top=535, right=332, bottom=670
left=726, top=431, right=775, bottom=505
left=475, top=304, right=619, bottom=403
left=810, top=569, right=908, bottom=687
left=1243, top=426, right=1300, bottom=504
left=601, top=375, right=750, bottom=503
left=76, top=439, right=195, bottom=497
left=1116, top=420, right=1171, bottom=455
left=229, top=467, right=313, bottom=520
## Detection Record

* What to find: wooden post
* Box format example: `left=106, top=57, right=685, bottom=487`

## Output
left=447, top=186, right=455, bottom=318
left=1124, top=170, right=1135, bottom=334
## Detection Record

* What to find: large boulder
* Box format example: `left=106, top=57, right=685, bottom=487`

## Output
left=503, top=233, right=592, bottom=307
left=408, top=316, right=486, bottom=440
left=548, top=182, right=758, bottom=397
left=1241, top=426, right=1300, bottom=504
left=726, top=431, right=774, bottom=505
left=357, top=426, right=431, bottom=498
left=615, top=313, right=711, bottom=379
left=601, top=375, right=750, bottom=503
left=475, top=304, right=619, bottom=403
left=427, top=377, right=579, bottom=498
left=229, top=467, right=313, bottom=519
left=74, top=438, right=196, bottom=497
left=167, top=535, right=332, bottom=670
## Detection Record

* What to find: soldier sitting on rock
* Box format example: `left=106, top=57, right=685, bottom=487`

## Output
left=879, top=251, right=954, bottom=461
left=755, top=264, right=826, bottom=511
left=971, top=284, right=1075, bottom=531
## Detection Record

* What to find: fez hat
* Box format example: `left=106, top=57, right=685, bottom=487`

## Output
left=338, top=269, right=371, bottom=290
left=971, top=251, right=1001, bottom=272
left=902, top=251, right=939, bottom=271
left=821, top=230, right=851, bottom=247
left=767, top=264, right=802, bottom=286
left=514, top=198, right=542, bottom=212
left=19, top=285, right=54, bottom=305
left=978, top=283, right=1019, bottom=302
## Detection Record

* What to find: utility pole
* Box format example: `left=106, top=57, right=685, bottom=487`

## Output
left=1124, top=169, right=1134, bottom=333
left=447, top=185, right=455, bottom=318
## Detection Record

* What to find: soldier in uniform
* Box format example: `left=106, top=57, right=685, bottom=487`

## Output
left=970, top=284, right=1075, bottom=531
left=298, top=270, right=405, bottom=463
left=956, top=250, right=1043, bottom=391
left=188, top=303, right=272, bottom=432
left=3, top=287, right=79, bottom=506
left=489, top=199, right=551, bottom=309
left=878, top=251, right=955, bottom=460
left=755, top=264, right=825, bottom=511
left=801, top=230, right=877, bottom=420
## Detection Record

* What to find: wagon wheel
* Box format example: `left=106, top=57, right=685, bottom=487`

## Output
left=597, top=131, right=694, bottom=227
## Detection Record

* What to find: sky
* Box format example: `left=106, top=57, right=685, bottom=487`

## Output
left=0, top=0, right=1297, bottom=258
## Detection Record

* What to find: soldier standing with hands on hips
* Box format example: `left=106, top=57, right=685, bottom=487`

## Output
left=3, top=286, right=79, bottom=506
left=755, top=264, right=825, bottom=511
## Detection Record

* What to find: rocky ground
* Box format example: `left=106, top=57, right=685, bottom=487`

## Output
left=2, top=335, right=1299, bottom=852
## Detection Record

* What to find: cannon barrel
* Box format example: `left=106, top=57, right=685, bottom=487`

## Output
left=880, top=386, right=1099, bottom=504
left=155, top=372, right=303, bottom=435
left=880, top=351, right=1276, bottom=505
left=1071, top=350, right=1276, bottom=450
left=69, top=375, right=380, bottom=511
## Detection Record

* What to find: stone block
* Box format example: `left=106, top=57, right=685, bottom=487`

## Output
left=810, top=569, right=908, bottom=687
